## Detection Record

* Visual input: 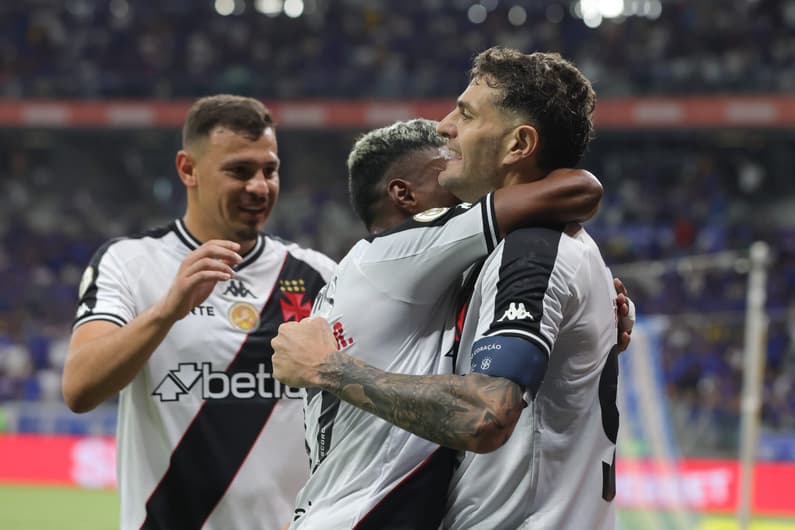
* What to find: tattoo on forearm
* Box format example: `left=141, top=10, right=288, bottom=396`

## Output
left=318, top=352, right=524, bottom=451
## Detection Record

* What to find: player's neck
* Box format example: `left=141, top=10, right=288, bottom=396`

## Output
left=369, top=205, right=415, bottom=234
left=500, top=165, right=544, bottom=188
left=181, top=212, right=257, bottom=254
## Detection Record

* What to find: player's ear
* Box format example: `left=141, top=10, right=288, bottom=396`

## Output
left=503, top=125, right=539, bottom=166
left=387, top=178, right=416, bottom=211
left=176, top=150, right=198, bottom=188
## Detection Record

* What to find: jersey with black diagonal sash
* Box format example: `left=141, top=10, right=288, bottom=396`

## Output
left=291, top=195, right=500, bottom=529
left=444, top=225, right=619, bottom=530
left=73, top=219, right=335, bottom=530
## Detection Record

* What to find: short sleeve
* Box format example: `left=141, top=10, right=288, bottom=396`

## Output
left=356, top=193, right=500, bottom=304
left=476, top=227, right=576, bottom=357
left=73, top=240, right=137, bottom=329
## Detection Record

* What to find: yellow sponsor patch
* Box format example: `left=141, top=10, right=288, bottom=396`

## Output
left=228, top=302, right=260, bottom=331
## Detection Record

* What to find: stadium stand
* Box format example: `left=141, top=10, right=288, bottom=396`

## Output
left=0, top=0, right=793, bottom=99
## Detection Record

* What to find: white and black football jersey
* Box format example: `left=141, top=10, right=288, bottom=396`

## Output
left=73, top=219, right=336, bottom=530
left=291, top=195, right=499, bottom=529
left=444, top=225, right=619, bottom=530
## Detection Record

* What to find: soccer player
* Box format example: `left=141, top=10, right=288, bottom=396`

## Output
left=273, top=113, right=610, bottom=528
left=62, top=95, right=336, bottom=530
left=273, top=48, right=624, bottom=529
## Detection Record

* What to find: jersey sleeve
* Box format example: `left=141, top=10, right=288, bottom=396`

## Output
left=73, top=239, right=137, bottom=329
left=473, top=227, right=577, bottom=359
left=284, top=244, right=338, bottom=284
left=356, top=193, right=500, bottom=304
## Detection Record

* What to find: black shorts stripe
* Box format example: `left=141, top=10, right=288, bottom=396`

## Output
left=353, top=447, right=455, bottom=530
left=140, top=254, right=328, bottom=530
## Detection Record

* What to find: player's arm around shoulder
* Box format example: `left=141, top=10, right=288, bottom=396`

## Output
left=493, top=168, right=602, bottom=237
left=63, top=239, right=242, bottom=412
left=272, top=317, right=525, bottom=454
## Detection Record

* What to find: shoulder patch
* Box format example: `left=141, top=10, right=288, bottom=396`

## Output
left=413, top=207, right=450, bottom=222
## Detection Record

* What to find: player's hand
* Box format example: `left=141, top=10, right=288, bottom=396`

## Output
left=159, top=240, right=242, bottom=321
left=272, top=317, right=338, bottom=388
left=614, top=277, right=635, bottom=353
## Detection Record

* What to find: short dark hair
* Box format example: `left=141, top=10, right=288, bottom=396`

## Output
left=182, top=95, right=274, bottom=148
left=347, top=119, right=445, bottom=229
left=471, top=47, right=595, bottom=170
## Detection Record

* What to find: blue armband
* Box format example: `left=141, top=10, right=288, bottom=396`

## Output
left=470, top=335, right=548, bottom=397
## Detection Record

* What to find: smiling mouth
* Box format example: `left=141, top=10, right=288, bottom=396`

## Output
left=240, top=206, right=267, bottom=215
left=440, top=146, right=463, bottom=161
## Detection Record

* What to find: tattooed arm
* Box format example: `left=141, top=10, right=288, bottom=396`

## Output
left=271, top=318, right=524, bottom=453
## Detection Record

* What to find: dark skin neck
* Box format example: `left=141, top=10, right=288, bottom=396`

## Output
left=368, top=195, right=412, bottom=235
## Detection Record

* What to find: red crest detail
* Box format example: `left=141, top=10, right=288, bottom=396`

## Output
left=280, top=292, right=312, bottom=322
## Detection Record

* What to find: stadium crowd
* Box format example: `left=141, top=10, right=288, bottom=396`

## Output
left=1, top=0, right=793, bottom=99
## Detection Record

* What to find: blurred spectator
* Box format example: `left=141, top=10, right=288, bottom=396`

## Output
left=0, top=0, right=794, bottom=99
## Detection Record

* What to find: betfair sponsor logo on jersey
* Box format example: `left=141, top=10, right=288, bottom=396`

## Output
left=153, top=362, right=302, bottom=401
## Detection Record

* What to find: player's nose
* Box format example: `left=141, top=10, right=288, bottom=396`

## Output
left=437, top=111, right=457, bottom=139
left=246, top=170, right=269, bottom=197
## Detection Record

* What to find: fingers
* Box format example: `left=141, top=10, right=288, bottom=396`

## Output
left=183, top=256, right=236, bottom=280
left=614, top=277, right=628, bottom=297
left=185, top=240, right=244, bottom=269
left=616, top=293, right=628, bottom=316
left=178, top=240, right=244, bottom=285
left=202, top=240, right=242, bottom=253
left=308, top=316, right=332, bottom=332
left=190, top=270, right=236, bottom=284
left=202, top=243, right=244, bottom=267
left=617, top=331, right=631, bottom=353
left=625, top=298, right=636, bottom=325
left=617, top=297, right=635, bottom=354
left=274, top=317, right=331, bottom=344
left=272, top=317, right=338, bottom=358
left=272, top=321, right=298, bottom=351
left=271, top=319, right=329, bottom=388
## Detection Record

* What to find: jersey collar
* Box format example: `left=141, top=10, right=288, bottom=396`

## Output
left=173, top=219, right=266, bottom=270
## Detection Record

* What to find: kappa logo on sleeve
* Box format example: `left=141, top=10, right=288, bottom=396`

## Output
left=497, top=302, right=535, bottom=322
